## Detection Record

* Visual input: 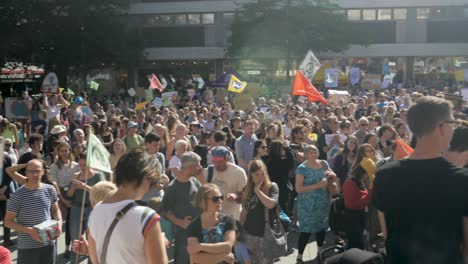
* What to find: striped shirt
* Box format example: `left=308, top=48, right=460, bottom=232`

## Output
left=7, top=184, right=58, bottom=249
left=49, top=161, right=80, bottom=188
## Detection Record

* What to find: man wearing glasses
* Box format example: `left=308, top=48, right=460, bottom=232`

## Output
left=372, top=96, right=468, bottom=264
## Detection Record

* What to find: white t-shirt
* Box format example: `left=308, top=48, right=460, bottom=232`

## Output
left=47, top=105, right=61, bottom=121
left=203, top=163, right=247, bottom=220
left=169, top=155, right=181, bottom=178
left=88, top=200, right=160, bottom=264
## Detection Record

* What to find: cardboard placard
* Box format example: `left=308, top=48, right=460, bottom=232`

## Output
left=361, top=74, right=381, bottom=90
left=41, top=73, right=59, bottom=93
left=5, top=98, right=29, bottom=119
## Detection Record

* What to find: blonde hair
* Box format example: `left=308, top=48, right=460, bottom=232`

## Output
left=90, top=181, right=117, bottom=207
left=242, top=160, right=272, bottom=204
left=194, top=183, right=220, bottom=211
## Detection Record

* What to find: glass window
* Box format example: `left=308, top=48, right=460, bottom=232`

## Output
left=174, top=14, right=187, bottom=25
left=429, top=7, right=446, bottom=19
left=465, top=8, right=468, bottom=17
left=362, top=9, right=376, bottom=20
left=347, top=10, right=361, bottom=20
left=332, top=10, right=346, bottom=16
left=417, top=8, right=430, bottom=19
left=393, top=8, right=407, bottom=20
left=378, top=9, right=392, bottom=20
left=187, top=14, right=201, bottom=24
left=223, top=12, right=235, bottom=24
left=202, top=13, right=215, bottom=24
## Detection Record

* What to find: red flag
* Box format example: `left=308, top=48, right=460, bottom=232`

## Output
left=396, top=138, right=414, bottom=159
left=292, top=71, right=328, bottom=105
left=149, top=74, right=164, bottom=92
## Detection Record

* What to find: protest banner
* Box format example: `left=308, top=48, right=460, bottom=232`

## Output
left=5, top=98, right=29, bottom=119
left=324, top=68, right=339, bottom=88
left=41, top=73, right=59, bottom=93
left=361, top=74, right=382, bottom=90
left=328, top=90, right=350, bottom=104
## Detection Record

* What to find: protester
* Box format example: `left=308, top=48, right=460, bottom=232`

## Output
left=5, top=159, right=62, bottom=264
left=186, top=183, right=236, bottom=264
left=162, top=151, right=203, bottom=264
left=235, top=120, right=257, bottom=171
left=203, top=146, right=247, bottom=220
left=295, top=145, right=337, bottom=264
left=87, top=148, right=168, bottom=264
left=240, top=159, right=279, bottom=264
left=373, top=96, right=468, bottom=264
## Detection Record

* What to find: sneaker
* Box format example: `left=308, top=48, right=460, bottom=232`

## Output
left=285, top=248, right=294, bottom=255
left=296, top=259, right=304, bottom=264
left=64, top=249, right=70, bottom=259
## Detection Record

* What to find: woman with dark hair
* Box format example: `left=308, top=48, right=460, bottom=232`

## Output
left=351, top=144, right=377, bottom=191
left=366, top=104, right=377, bottom=117
left=395, top=122, right=408, bottom=142
left=98, top=120, right=114, bottom=149
left=221, top=126, right=236, bottom=150
left=253, top=140, right=268, bottom=160
left=261, top=140, right=294, bottom=211
left=363, top=133, right=384, bottom=160
left=378, top=124, right=396, bottom=158
left=333, top=135, right=358, bottom=185
left=87, top=148, right=168, bottom=264
left=342, top=165, right=371, bottom=249
left=66, top=153, right=106, bottom=261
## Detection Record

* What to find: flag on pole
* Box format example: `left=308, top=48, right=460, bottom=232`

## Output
left=149, top=74, right=164, bottom=92
left=299, top=50, right=321, bottom=82
left=86, top=133, right=112, bottom=173
left=89, top=81, right=99, bottom=90
left=134, top=100, right=150, bottom=111
left=396, top=138, right=414, bottom=160
left=228, top=74, right=247, bottom=93
left=292, top=71, right=328, bottom=105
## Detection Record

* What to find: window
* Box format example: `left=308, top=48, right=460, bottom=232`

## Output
left=393, top=8, right=407, bottom=20
left=332, top=10, right=346, bottom=16
left=223, top=12, right=235, bottom=24
left=174, top=14, right=187, bottom=25
left=188, top=14, right=201, bottom=24
left=347, top=10, right=361, bottom=20
left=362, top=9, right=376, bottom=20
left=465, top=8, right=468, bottom=17
left=202, top=13, right=215, bottom=24
left=417, top=8, right=430, bottom=19
left=378, top=9, right=392, bottom=20
left=429, top=7, right=446, bottom=19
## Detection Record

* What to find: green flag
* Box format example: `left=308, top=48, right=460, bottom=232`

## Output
left=89, top=81, right=99, bottom=90
left=86, top=133, right=111, bottom=173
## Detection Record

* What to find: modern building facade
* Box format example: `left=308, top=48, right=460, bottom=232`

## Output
left=129, top=0, right=468, bottom=86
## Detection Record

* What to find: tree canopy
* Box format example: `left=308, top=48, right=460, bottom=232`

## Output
left=227, top=0, right=366, bottom=59
left=0, top=0, right=143, bottom=85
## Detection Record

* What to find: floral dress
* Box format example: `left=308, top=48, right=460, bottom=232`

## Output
left=296, top=161, right=331, bottom=233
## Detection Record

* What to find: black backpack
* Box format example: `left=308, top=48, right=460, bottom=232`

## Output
left=329, top=193, right=346, bottom=233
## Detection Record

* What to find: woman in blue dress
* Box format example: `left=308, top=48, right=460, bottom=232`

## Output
left=295, top=144, right=338, bottom=264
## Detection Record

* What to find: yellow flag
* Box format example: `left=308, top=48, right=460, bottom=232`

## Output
left=455, top=70, right=465, bottom=82
left=134, top=100, right=150, bottom=111
left=228, top=74, right=247, bottom=93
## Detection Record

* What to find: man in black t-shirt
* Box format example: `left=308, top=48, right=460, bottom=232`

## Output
left=372, top=96, right=468, bottom=264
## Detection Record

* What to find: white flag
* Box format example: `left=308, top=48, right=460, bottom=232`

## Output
left=299, top=50, right=321, bottom=82
left=87, top=133, right=112, bottom=173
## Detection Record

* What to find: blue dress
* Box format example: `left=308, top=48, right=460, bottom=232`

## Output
left=296, top=161, right=331, bottom=233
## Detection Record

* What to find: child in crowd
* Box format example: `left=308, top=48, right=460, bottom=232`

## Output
left=14, top=122, right=25, bottom=150
left=234, top=221, right=251, bottom=264
left=148, top=197, right=173, bottom=258
left=34, top=110, right=48, bottom=135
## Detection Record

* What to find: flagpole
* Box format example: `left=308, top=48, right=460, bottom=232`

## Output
left=75, top=134, right=90, bottom=264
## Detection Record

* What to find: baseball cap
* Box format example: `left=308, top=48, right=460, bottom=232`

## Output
left=190, top=121, right=203, bottom=128
left=211, top=146, right=229, bottom=161
left=127, top=121, right=138, bottom=129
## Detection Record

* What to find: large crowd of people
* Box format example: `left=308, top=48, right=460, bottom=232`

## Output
left=0, top=85, right=467, bottom=264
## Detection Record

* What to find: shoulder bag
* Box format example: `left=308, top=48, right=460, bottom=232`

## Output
left=100, top=202, right=137, bottom=264
left=263, top=205, right=287, bottom=259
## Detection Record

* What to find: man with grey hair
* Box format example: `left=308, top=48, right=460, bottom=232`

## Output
left=353, top=117, right=369, bottom=144
left=162, top=151, right=202, bottom=264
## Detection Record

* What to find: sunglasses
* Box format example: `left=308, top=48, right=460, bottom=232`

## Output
left=208, top=195, right=224, bottom=202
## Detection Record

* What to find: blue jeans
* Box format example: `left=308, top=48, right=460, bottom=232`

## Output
left=70, top=205, right=92, bottom=262
left=18, top=243, right=56, bottom=264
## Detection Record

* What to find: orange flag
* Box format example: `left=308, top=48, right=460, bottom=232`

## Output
left=292, top=71, right=328, bottom=105
left=396, top=138, right=414, bottom=159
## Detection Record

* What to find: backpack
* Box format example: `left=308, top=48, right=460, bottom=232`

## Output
left=329, top=194, right=346, bottom=233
